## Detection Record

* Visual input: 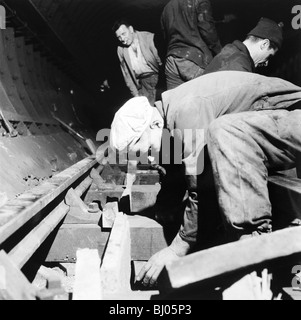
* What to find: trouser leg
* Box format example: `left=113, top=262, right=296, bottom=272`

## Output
left=207, top=110, right=301, bottom=240
left=165, top=56, right=184, bottom=90
left=139, top=74, right=158, bottom=106
left=177, top=59, right=204, bottom=82
left=165, top=56, right=205, bottom=90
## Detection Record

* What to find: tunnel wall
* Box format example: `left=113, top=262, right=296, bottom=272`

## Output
left=0, top=27, right=95, bottom=201
left=1, top=0, right=300, bottom=202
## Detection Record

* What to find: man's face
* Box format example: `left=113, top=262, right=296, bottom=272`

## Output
left=129, top=123, right=163, bottom=158
left=115, top=25, right=134, bottom=47
left=256, top=40, right=278, bottom=68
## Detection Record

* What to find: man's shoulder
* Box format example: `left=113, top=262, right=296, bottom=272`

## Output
left=137, top=31, right=155, bottom=45
left=162, top=0, right=178, bottom=11
left=117, top=46, right=125, bottom=56
left=221, top=41, right=245, bottom=54
left=217, top=41, right=252, bottom=63
left=137, top=31, right=154, bottom=38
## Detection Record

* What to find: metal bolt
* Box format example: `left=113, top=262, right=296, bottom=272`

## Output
left=88, top=202, right=99, bottom=213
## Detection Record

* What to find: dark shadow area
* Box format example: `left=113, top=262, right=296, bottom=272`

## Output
left=3, top=0, right=300, bottom=133
left=21, top=221, right=64, bottom=283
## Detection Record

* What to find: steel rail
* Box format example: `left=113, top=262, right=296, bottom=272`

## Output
left=0, top=156, right=99, bottom=246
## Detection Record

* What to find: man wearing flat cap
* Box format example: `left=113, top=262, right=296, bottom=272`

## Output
left=109, top=71, right=301, bottom=287
left=205, top=17, right=284, bottom=74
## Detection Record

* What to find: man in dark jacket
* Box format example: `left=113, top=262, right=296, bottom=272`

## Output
left=161, top=0, right=222, bottom=89
left=202, top=18, right=300, bottom=243
left=205, top=17, right=283, bottom=74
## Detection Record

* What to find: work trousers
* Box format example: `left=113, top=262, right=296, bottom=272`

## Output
left=138, top=73, right=159, bottom=106
left=207, top=109, right=301, bottom=240
left=165, top=56, right=205, bottom=90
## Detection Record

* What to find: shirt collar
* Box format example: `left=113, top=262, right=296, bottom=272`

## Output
left=233, top=40, right=256, bottom=71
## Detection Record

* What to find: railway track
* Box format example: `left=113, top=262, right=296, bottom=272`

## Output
left=0, top=153, right=300, bottom=300
left=0, top=156, right=165, bottom=300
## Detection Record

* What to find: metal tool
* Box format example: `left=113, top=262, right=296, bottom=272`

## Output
left=0, top=109, right=18, bottom=137
left=51, top=112, right=96, bottom=155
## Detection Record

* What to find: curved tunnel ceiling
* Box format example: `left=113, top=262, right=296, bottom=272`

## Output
left=1, top=0, right=301, bottom=127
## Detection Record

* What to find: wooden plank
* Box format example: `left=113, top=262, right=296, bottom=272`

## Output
left=128, top=215, right=168, bottom=261
left=73, top=249, right=102, bottom=300
left=166, top=227, right=301, bottom=289
left=0, top=157, right=97, bottom=244
left=100, top=213, right=131, bottom=294
left=283, top=287, right=301, bottom=300
left=223, top=270, right=273, bottom=300
left=45, top=224, right=109, bottom=263
left=0, top=251, right=36, bottom=300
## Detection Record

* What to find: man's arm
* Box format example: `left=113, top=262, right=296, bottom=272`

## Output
left=136, top=148, right=201, bottom=287
left=117, top=48, right=140, bottom=97
left=136, top=94, right=214, bottom=286
left=136, top=233, right=191, bottom=286
left=197, top=0, right=222, bottom=55
left=148, top=33, right=163, bottom=68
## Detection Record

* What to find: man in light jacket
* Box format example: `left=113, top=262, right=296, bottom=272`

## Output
left=109, top=71, right=301, bottom=287
left=207, top=105, right=301, bottom=241
left=113, top=19, right=162, bottom=106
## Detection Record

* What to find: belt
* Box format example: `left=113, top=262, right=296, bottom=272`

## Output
left=137, top=72, right=157, bottom=80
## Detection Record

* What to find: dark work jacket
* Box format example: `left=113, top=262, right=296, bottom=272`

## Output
left=155, top=71, right=301, bottom=244
left=161, top=0, right=222, bottom=69
left=204, top=40, right=255, bottom=74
